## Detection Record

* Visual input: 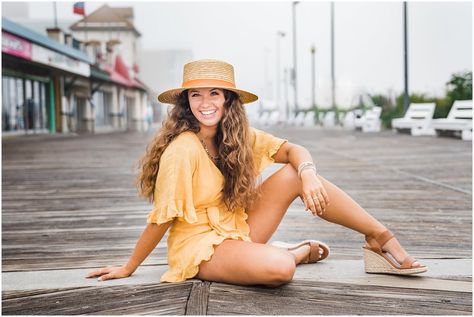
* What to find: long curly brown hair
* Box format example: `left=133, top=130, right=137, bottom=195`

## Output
left=137, top=89, right=259, bottom=212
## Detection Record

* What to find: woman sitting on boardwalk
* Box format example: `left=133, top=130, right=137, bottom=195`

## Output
left=86, top=59, right=426, bottom=287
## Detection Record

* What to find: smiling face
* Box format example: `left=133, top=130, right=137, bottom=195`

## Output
left=188, top=88, right=226, bottom=130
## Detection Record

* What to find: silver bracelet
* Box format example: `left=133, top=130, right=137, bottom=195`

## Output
left=298, top=161, right=317, bottom=178
left=299, top=166, right=317, bottom=178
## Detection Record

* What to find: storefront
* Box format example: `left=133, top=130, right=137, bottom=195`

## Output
left=2, top=18, right=93, bottom=135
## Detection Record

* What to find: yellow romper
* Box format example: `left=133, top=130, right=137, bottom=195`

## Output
left=147, top=127, right=288, bottom=283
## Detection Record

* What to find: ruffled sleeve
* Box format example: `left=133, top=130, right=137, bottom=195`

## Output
left=250, top=127, right=288, bottom=174
left=147, top=133, right=199, bottom=225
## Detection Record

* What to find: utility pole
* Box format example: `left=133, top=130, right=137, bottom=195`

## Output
left=311, top=45, right=316, bottom=109
left=311, top=44, right=318, bottom=124
left=263, top=47, right=272, bottom=105
left=284, top=68, right=290, bottom=123
left=292, top=1, right=299, bottom=113
left=53, top=2, right=58, bottom=28
left=403, top=2, right=409, bottom=114
left=276, top=31, right=286, bottom=120
left=330, top=2, right=336, bottom=118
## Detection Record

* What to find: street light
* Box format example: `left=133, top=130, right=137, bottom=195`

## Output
left=403, top=2, right=409, bottom=114
left=310, top=45, right=316, bottom=109
left=276, top=31, right=286, bottom=120
left=284, top=67, right=290, bottom=122
left=292, top=1, right=299, bottom=114
left=330, top=1, right=338, bottom=125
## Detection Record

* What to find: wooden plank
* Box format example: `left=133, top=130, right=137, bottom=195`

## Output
left=2, top=128, right=472, bottom=273
left=2, top=127, right=471, bottom=315
left=2, top=283, right=193, bottom=315
left=186, top=281, right=211, bottom=315
left=2, top=287, right=89, bottom=300
left=206, top=280, right=472, bottom=315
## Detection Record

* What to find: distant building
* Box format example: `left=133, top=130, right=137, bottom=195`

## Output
left=2, top=18, right=93, bottom=135
left=69, top=4, right=149, bottom=132
left=2, top=4, right=151, bottom=135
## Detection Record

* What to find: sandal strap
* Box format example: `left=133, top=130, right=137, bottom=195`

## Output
left=401, top=255, right=416, bottom=269
left=308, top=242, right=321, bottom=263
left=365, top=230, right=394, bottom=253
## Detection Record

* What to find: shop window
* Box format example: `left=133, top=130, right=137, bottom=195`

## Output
left=2, top=76, right=25, bottom=132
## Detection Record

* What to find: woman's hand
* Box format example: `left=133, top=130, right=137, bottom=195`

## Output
left=85, top=265, right=133, bottom=282
left=299, top=170, right=330, bottom=216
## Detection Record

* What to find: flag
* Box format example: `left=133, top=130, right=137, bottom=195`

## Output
left=73, top=2, right=85, bottom=16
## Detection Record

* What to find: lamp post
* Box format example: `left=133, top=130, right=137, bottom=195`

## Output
left=311, top=45, right=316, bottom=109
left=292, top=1, right=299, bottom=114
left=284, top=68, right=290, bottom=123
left=53, top=2, right=58, bottom=28
left=276, top=31, right=286, bottom=120
left=311, top=44, right=319, bottom=124
left=263, top=47, right=272, bottom=102
left=403, top=1, right=409, bottom=114
left=330, top=2, right=336, bottom=118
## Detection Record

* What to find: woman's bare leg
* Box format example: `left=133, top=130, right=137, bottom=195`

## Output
left=246, top=164, right=420, bottom=267
left=246, top=164, right=386, bottom=243
left=196, top=239, right=297, bottom=287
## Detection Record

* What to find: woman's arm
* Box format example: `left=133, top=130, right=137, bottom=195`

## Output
left=86, top=221, right=172, bottom=281
left=272, top=142, right=312, bottom=167
left=272, top=142, right=330, bottom=215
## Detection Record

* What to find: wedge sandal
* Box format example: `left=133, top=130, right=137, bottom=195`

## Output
left=271, top=240, right=330, bottom=263
left=363, top=230, right=427, bottom=275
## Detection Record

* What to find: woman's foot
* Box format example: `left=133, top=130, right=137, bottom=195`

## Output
left=363, top=230, right=427, bottom=275
left=272, top=240, right=329, bottom=265
left=380, top=237, right=421, bottom=268
left=365, top=230, right=422, bottom=268
left=288, top=244, right=311, bottom=264
left=288, top=244, right=328, bottom=265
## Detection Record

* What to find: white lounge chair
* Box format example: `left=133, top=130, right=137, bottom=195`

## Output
left=392, top=103, right=436, bottom=136
left=353, top=109, right=364, bottom=129
left=362, top=106, right=382, bottom=132
left=323, top=111, right=336, bottom=127
left=343, top=111, right=356, bottom=129
left=431, top=100, right=472, bottom=141
left=303, top=111, right=316, bottom=127
left=352, top=107, right=382, bottom=132
left=293, top=112, right=305, bottom=126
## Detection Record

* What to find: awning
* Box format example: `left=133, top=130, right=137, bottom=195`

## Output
left=102, top=57, right=147, bottom=91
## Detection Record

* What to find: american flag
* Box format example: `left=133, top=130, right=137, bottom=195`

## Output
left=73, top=2, right=85, bottom=16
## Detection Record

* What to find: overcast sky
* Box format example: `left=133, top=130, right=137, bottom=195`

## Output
left=6, top=1, right=473, bottom=108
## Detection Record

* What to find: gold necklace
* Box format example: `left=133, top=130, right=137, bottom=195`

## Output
left=199, top=139, right=219, bottom=161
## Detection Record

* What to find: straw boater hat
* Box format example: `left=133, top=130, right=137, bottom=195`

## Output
left=157, top=59, right=258, bottom=105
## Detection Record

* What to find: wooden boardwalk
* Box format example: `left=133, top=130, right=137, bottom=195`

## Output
left=2, top=126, right=472, bottom=315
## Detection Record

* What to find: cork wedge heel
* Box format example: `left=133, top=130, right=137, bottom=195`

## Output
left=272, top=240, right=330, bottom=264
left=363, top=230, right=427, bottom=275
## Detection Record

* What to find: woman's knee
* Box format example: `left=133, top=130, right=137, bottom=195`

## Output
left=263, top=251, right=296, bottom=287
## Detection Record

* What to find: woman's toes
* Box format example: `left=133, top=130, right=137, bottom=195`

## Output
left=412, top=261, right=421, bottom=268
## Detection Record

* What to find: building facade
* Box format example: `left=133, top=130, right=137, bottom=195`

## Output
left=2, top=18, right=93, bottom=135
left=2, top=4, right=151, bottom=135
left=69, top=4, right=150, bottom=132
